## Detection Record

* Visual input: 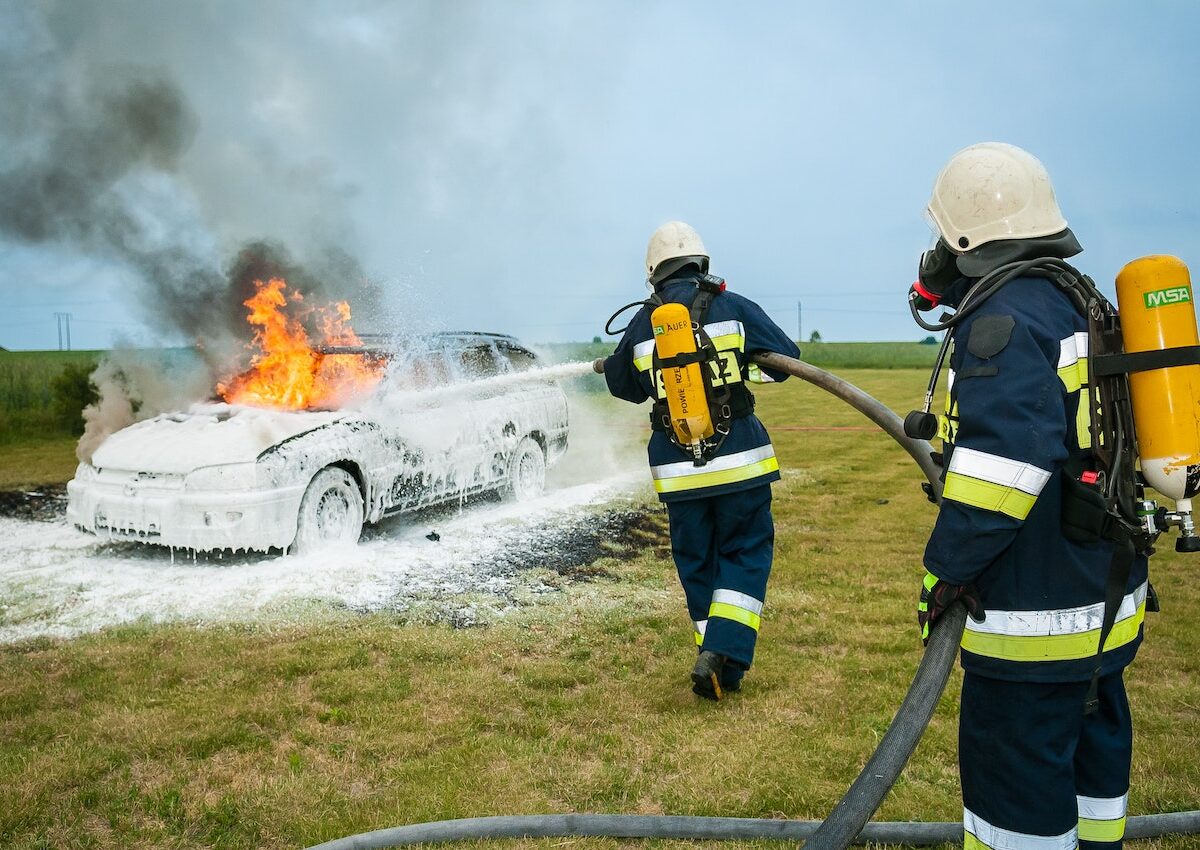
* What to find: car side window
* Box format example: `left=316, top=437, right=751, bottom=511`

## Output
left=458, top=345, right=502, bottom=378
left=501, top=347, right=538, bottom=372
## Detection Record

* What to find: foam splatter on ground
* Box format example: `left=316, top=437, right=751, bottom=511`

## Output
left=0, top=473, right=658, bottom=643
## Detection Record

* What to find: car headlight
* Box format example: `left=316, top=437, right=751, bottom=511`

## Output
left=73, top=462, right=98, bottom=482
left=185, top=463, right=259, bottom=491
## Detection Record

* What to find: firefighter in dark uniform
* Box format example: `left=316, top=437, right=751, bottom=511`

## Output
left=914, top=144, right=1148, bottom=849
left=600, top=221, right=800, bottom=699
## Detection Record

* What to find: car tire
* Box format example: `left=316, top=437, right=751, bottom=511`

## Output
left=293, top=467, right=364, bottom=553
left=503, top=436, right=546, bottom=502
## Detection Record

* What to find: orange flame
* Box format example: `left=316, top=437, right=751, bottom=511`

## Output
left=217, top=278, right=384, bottom=410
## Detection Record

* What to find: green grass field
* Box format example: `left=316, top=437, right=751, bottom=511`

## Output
left=0, top=368, right=1196, bottom=849
left=0, top=350, right=103, bottom=441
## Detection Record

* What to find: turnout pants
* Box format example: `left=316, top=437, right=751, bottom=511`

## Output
left=666, top=484, right=774, bottom=682
left=960, top=671, right=1132, bottom=850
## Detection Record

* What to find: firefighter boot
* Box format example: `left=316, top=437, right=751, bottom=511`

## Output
left=691, top=651, right=728, bottom=701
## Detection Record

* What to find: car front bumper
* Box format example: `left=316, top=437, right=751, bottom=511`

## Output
left=66, top=478, right=307, bottom=552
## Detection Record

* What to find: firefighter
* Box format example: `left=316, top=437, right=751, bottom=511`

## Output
left=913, top=143, right=1148, bottom=849
left=600, top=221, right=800, bottom=700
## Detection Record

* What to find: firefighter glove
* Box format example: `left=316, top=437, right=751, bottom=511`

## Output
left=918, top=570, right=984, bottom=645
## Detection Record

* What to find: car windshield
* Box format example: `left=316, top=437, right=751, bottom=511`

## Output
left=379, top=336, right=540, bottom=391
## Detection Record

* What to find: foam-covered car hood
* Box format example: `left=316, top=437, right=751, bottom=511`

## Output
left=90, top=403, right=347, bottom=475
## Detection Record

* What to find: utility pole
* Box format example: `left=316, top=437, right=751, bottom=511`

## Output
left=53, top=312, right=72, bottom=351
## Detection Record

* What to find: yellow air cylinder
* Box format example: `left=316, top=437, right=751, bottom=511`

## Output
left=1115, top=255, right=1200, bottom=501
left=650, top=302, right=714, bottom=449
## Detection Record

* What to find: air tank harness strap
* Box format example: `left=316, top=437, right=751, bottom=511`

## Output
left=1084, top=535, right=1135, bottom=714
left=656, top=350, right=709, bottom=368
left=1092, top=344, right=1200, bottom=377
left=650, top=387, right=755, bottom=433
left=690, top=276, right=734, bottom=457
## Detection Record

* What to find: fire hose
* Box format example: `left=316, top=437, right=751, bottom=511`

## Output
left=306, top=353, right=1200, bottom=850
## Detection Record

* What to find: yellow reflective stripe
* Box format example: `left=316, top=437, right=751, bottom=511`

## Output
left=963, top=834, right=990, bottom=850
left=653, top=456, right=779, bottom=494
left=1079, top=816, right=1126, bottom=843
left=1058, top=333, right=1089, bottom=393
left=1076, top=388, right=1092, bottom=449
left=943, top=472, right=1037, bottom=519
left=747, top=362, right=774, bottom=384
left=962, top=603, right=1145, bottom=662
left=939, top=399, right=959, bottom=443
left=709, top=601, right=761, bottom=631
left=1058, top=357, right=1089, bottom=393
left=709, top=332, right=745, bottom=352
left=694, top=630, right=704, bottom=646
left=634, top=354, right=653, bottom=373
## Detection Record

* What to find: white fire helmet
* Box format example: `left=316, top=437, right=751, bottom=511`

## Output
left=927, top=142, right=1068, bottom=253
left=645, top=221, right=709, bottom=283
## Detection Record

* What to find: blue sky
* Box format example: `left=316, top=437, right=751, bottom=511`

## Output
left=2, top=1, right=1199, bottom=350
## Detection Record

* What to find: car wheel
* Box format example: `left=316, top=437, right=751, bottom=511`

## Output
left=293, top=467, right=364, bottom=553
left=503, top=436, right=546, bottom=502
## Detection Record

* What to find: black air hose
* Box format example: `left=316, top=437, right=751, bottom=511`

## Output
left=305, top=355, right=1200, bottom=850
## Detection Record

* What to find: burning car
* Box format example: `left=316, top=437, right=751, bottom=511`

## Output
left=66, top=280, right=569, bottom=552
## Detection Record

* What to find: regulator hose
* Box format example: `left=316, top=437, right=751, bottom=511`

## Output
left=306, top=355, right=1200, bottom=849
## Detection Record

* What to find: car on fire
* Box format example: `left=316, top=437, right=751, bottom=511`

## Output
left=66, top=333, right=569, bottom=553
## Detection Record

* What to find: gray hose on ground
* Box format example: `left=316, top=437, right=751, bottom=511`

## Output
left=306, top=810, right=1200, bottom=850
left=307, top=357, right=1200, bottom=849
left=305, top=814, right=961, bottom=849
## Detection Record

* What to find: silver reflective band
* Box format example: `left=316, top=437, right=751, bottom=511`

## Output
left=693, top=619, right=708, bottom=636
left=964, top=807, right=1076, bottom=850
left=703, top=319, right=744, bottom=345
left=948, top=446, right=1052, bottom=496
left=651, top=445, right=777, bottom=481
left=967, top=582, right=1147, bottom=638
left=1058, top=332, right=1089, bottom=369
left=711, top=589, right=763, bottom=616
left=1077, top=793, right=1128, bottom=821
left=633, top=339, right=656, bottom=363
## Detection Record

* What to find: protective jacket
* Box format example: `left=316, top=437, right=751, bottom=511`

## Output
left=925, top=275, right=1148, bottom=683
left=603, top=271, right=800, bottom=502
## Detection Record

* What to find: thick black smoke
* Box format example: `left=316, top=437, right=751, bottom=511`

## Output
left=0, top=1, right=371, bottom=358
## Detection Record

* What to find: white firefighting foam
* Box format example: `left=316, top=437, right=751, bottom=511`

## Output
left=0, top=472, right=645, bottom=643
left=5, top=370, right=649, bottom=642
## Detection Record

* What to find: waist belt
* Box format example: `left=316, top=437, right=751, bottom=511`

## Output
left=650, top=386, right=755, bottom=432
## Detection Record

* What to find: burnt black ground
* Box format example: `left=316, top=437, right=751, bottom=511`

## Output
left=0, top=485, right=67, bottom=522
left=481, top=506, right=669, bottom=581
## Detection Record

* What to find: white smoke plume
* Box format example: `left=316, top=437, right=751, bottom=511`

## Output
left=77, top=347, right=214, bottom=463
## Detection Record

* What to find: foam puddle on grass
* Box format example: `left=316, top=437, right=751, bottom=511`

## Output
left=0, top=473, right=646, bottom=643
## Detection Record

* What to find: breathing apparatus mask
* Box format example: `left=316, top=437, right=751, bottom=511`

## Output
left=911, top=239, right=962, bottom=312
left=903, top=228, right=1089, bottom=443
